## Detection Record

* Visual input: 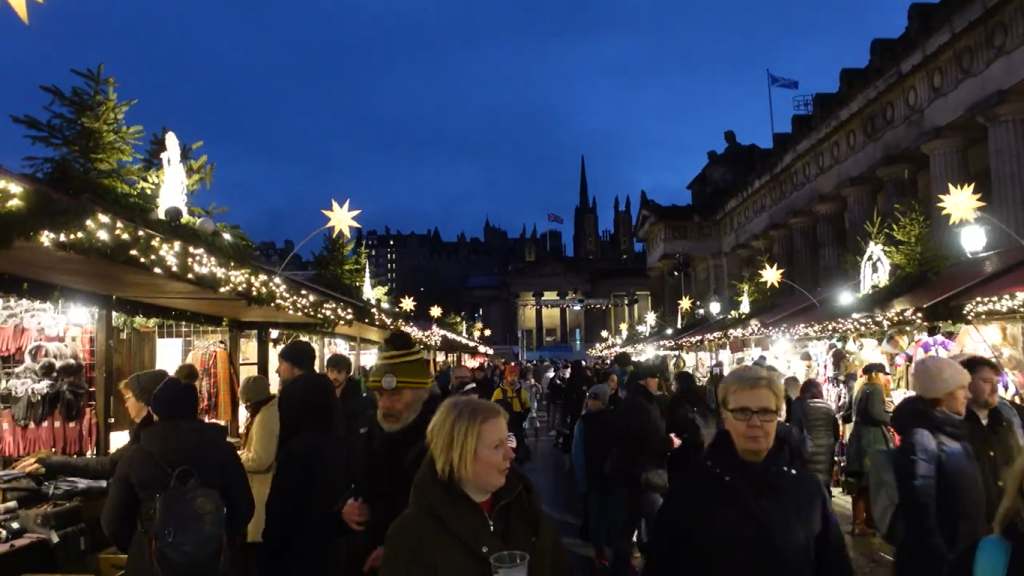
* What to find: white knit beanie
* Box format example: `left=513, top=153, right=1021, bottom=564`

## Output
left=911, top=356, right=970, bottom=399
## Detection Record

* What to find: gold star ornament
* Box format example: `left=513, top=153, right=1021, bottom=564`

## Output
left=483, top=328, right=492, bottom=337
left=938, top=182, right=986, bottom=225
left=398, top=296, right=416, bottom=312
left=645, top=311, right=657, bottom=326
left=619, top=322, right=629, bottom=333
left=322, top=199, right=362, bottom=238
left=759, top=262, right=784, bottom=289
left=6, top=0, right=42, bottom=24
left=678, top=296, right=693, bottom=312
left=600, top=330, right=610, bottom=339
left=472, top=329, right=482, bottom=339
left=429, top=305, right=443, bottom=319
left=474, top=322, right=483, bottom=331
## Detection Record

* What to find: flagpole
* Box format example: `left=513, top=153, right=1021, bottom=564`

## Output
left=766, top=69, right=776, bottom=140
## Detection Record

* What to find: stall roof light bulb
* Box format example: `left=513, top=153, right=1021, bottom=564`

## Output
left=960, top=224, right=987, bottom=255
left=838, top=291, right=856, bottom=305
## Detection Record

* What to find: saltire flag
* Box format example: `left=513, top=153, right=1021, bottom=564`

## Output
left=768, top=73, right=799, bottom=90
left=547, top=213, right=564, bottom=224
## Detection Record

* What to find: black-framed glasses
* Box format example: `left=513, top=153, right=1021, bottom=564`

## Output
left=725, top=407, right=779, bottom=423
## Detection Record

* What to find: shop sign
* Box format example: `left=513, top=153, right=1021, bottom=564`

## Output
left=859, top=241, right=891, bottom=294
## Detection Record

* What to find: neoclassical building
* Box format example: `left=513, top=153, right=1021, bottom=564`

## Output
left=640, top=0, right=1024, bottom=318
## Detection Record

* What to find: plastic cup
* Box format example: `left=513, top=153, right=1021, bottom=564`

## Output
left=490, top=550, right=529, bottom=576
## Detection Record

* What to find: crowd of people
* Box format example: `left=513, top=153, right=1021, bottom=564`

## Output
left=12, top=331, right=1024, bottom=575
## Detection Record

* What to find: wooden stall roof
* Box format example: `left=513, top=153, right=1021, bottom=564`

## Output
left=889, top=246, right=1024, bottom=310
left=0, top=241, right=320, bottom=325
left=952, top=259, right=1024, bottom=303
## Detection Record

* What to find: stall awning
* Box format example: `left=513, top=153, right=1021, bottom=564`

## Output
left=0, top=241, right=323, bottom=325
left=889, top=246, right=1024, bottom=310
left=953, top=259, right=1024, bottom=303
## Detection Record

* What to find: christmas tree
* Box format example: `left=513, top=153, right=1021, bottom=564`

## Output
left=140, top=127, right=219, bottom=216
left=10, top=64, right=148, bottom=209
left=312, top=232, right=365, bottom=297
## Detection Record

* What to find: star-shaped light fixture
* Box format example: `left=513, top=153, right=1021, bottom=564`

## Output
left=322, top=199, right=362, bottom=238
left=619, top=322, right=629, bottom=334
left=474, top=322, right=483, bottom=331
left=600, top=329, right=610, bottom=339
left=644, top=311, right=657, bottom=327
left=759, top=262, right=784, bottom=289
left=483, top=328, right=492, bottom=337
left=398, top=296, right=416, bottom=313
left=6, top=0, right=42, bottom=24
left=472, top=329, right=482, bottom=339
left=678, top=296, right=693, bottom=312
left=938, top=182, right=986, bottom=225
left=429, top=305, right=443, bottom=319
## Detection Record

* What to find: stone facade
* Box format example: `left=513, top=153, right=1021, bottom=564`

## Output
left=639, top=0, right=1024, bottom=317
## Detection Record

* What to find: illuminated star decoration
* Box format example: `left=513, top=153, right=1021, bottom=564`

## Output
left=938, top=182, right=986, bottom=225
left=398, top=296, right=416, bottom=313
left=473, top=329, right=482, bottom=339
left=322, top=199, right=362, bottom=238
left=483, top=328, right=492, bottom=337
left=619, top=322, right=629, bottom=333
left=644, top=311, right=657, bottom=327
left=678, top=296, right=693, bottom=312
left=474, top=322, right=483, bottom=331
left=759, top=263, right=784, bottom=289
left=6, top=0, right=42, bottom=24
left=600, top=330, right=610, bottom=339
left=428, top=305, right=443, bottom=319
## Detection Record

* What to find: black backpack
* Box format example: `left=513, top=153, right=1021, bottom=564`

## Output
left=148, top=457, right=228, bottom=575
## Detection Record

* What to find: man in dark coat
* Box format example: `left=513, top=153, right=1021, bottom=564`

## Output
left=341, top=332, right=441, bottom=573
left=101, top=378, right=254, bottom=576
left=327, top=352, right=364, bottom=442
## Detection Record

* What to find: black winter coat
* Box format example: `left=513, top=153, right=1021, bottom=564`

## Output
left=663, top=393, right=709, bottom=488
left=790, top=397, right=839, bottom=485
left=349, top=394, right=442, bottom=551
left=611, top=384, right=672, bottom=486
left=379, top=456, right=568, bottom=576
left=643, top=432, right=853, bottom=576
left=964, top=406, right=1022, bottom=525
left=891, top=396, right=987, bottom=576
left=263, top=373, right=348, bottom=575
left=336, top=376, right=364, bottom=442
left=41, top=413, right=154, bottom=480
left=101, top=420, right=254, bottom=576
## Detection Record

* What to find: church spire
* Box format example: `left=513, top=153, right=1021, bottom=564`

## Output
left=578, top=155, right=589, bottom=208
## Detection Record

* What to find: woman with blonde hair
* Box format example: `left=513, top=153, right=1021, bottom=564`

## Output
left=645, top=365, right=853, bottom=575
left=844, top=363, right=895, bottom=536
left=949, top=452, right=1024, bottom=573
left=380, top=397, right=568, bottom=575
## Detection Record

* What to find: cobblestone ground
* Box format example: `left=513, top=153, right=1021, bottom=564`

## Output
left=831, top=492, right=894, bottom=575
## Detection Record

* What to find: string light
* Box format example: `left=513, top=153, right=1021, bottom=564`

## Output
left=369, top=306, right=493, bottom=354
left=964, top=292, right=1024, bottom=319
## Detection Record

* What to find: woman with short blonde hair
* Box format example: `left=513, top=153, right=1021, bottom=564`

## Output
left=645, top=364, right=853, bottom=574
left=381, top=397, right=568, bottom=575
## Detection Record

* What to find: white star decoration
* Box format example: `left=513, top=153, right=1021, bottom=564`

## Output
left=322, top=199, right=362, bottom=238
left=429, top=305, right=443, bottom=319
left=398, top=296, right=416, bottom=312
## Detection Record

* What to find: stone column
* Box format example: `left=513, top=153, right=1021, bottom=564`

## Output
left=876, top=164, right=918, bottom=218
left=789, top=213, right=819, bottom=291
left=981, top=99, right=1024, bottom=246
left=813, top=196, right=847, bottom=283
left=532, top=291, right=544, bottom=350
left=840, top=182, right=878, bottom=251
left=768, top=225, right=792, bottom=295
left=557, top=291, right=569, bottom=344
left=921, top=137, right=971, bottom=255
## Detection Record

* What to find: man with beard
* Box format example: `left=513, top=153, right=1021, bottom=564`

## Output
left=341, top=331, right=441, bottom=573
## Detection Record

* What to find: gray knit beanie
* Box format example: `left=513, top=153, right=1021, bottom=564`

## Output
left=126, top=369, right=169, bottom=406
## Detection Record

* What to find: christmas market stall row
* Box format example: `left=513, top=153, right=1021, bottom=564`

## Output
left=0, top=170, right=492, bottom=574
left=591, top=187, right=1024, bottom=409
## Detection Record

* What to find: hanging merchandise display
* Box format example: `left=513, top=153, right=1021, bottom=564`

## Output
left=0, top=298, right=98, bottom=459
left=184, top=339, right=238, bottom=422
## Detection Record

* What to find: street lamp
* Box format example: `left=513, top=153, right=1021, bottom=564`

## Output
left=838, top=291, right=856, bottom=306
left=707, top=293, right=722, bottom=317
left=960, top=224, right=987, bottom=256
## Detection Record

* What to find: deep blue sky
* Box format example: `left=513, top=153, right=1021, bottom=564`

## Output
left=1, top=0, right=918, bottom=248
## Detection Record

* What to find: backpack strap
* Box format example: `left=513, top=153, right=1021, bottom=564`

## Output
left=974, top=534, right=1012, bottom=576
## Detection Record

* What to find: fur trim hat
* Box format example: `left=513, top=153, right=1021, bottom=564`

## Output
left=911, top=356, right=970, bottom=399
left=367, top=331, right=433, bottom=391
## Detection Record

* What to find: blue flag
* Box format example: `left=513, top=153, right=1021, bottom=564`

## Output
left=768, top=73, right=799, bottom=90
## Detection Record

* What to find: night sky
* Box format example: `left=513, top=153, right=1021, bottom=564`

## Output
left=1, top=0, right=918, bottom=249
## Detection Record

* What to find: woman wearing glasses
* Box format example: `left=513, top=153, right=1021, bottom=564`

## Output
left=644, top=365, right=853, bottom=575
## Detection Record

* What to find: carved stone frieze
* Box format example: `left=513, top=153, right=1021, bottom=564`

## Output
left=720, top=0, right=1024, bottom=239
